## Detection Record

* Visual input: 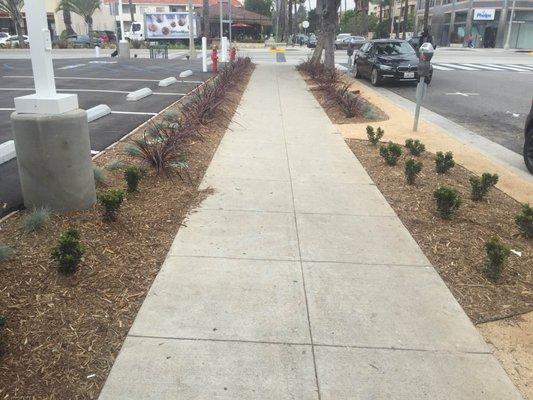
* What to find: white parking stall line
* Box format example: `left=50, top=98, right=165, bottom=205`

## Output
left=111, top=111, right=158, bottom=116
left=506, top=64, right=533, bottom=71
left=480, top=64, right=530, bottom=72
left=58, top=63, right=87, bottom=70
left=0, top=107, right=16, bottom=111
left=458, top=63, right=503, bottom=71
left=0, top=88, right=185, bottom=96
left=2, top=75, right=204, bottom=84
left=431, top=64, right=454, bottom=71
left=0, top=140, right=16, bottom=165
left=436, top=63, right=480, bottom=71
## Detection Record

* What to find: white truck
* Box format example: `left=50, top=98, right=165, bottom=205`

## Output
left=125, top=12, right=199, bottom=41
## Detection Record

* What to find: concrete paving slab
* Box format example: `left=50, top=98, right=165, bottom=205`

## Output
left=292, top=181, right=395, bottom=216
left=168, top=209, right=299, bottom=260
left=314, top=346, right=523, bottom=400
left=129, top=257, right=310, bottom=343
left=200, top=177, right=294, bottom=212
left=289, top=158, right=373, bottom=184
left=304, top=262, right=489, bottom=351
left=205, top=155, right=290, bottom=181
left=286, top=141, right=357, bottom=162
left=215, top=137, right=288, bottom=161
left=296, top=213, right=430, bottom=265
left=99, top=337, right=318, bottom=400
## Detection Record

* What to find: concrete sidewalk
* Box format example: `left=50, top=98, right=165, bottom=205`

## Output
left=99, top=64, right=523, bottom=399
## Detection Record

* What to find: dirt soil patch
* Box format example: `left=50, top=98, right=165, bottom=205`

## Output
left=300, top=72, right=388, bottom=125
left=346, top=139, right=532, bottom=324
left=0, top=64, right=255, bottom=399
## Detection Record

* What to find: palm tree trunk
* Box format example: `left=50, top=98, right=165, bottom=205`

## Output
left=402, top=0, right=408, bottom=39
left=202, top=0, right=210, bottom=38
left=86, top=16, right=93, bottom=33
left=311, top=0, right=324, bottom=62
left=287, top=0, right=292, bottom=43
left=15, top=20, right=24, bottom=48
left=63, top=9, right=75, bottom=35
left=423, top=0, right=429, bottom=31
left=323, top=0, right=340, bottom=68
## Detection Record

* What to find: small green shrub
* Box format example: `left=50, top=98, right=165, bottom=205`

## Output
left=470, top=173, right=499, bottom=201
left=484, top=237, right=510, bottom=281
left=124, top=166, right=145, bottom=193
left=515, top=203, right=533, bottom=238
left=405, top=158, right=422, bottom=185
left=93, top=166, right=107, bottom=185
left=50, top=229, right=85, bottom=274
left=433, top=187, right=461, bottom=219
left=435, top=151, right=455, bottom=173
left=363, top=105, right=379, bottom=120
left=123, top=143, right=141, bottom=157
left=366, top=126, right=384, bottom=146
left=405, top=139, right=425, bottom=156
left=0, top=244, right=14, bottom=262
left=22, top=207, right=50, bottom=233
left=98, top=189, right=126, bottom=221
left=379, top=142, right=402, bottom=165
left=106, top=159, right=127, bottom=171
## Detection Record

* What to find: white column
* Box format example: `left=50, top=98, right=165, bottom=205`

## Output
left=188, top=0, right=197, bottom=59
left=14, top=0, right=77, bottom=114
left=221, top=36, right=228, bottom=62
left=202, top=36, right=208, bottom=72
left=118, top=0, right=126, bottom=42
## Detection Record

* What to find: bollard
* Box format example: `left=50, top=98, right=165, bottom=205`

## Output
left=221, top=36, right=228, bottom=62
left=230, top=47, right=236, bottom=62
left=211, top=46, right=218, bottom=73
left=95, top=45, right=100, bottom=58
left=202, top=37, right=207, bottom=72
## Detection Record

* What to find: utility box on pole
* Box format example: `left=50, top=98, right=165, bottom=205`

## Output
left=10, top=1, right=96, bottom=212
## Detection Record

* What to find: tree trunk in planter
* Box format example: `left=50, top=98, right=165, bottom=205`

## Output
left=202, top=0, right=210, bottom=38
left=63, top=9, right=75, bottom=35
left=311, top=0, right=324, bottom=62
left=323, top=0, right=340, bottom=69
left=86, top=16, right=93, bottom=33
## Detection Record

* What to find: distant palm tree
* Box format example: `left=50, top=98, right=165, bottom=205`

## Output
left=57, top=0, right=101, bottom=33
left=0, top=0, right=25, bottom=47
left=56, top=0, right=76, bottom=36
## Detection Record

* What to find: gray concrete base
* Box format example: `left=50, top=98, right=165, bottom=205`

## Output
left=11, top=109, right=96, bottom=212
left=118, top=41, right=130, bottom=59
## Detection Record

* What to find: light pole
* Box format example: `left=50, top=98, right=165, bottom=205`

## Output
left=503, top=0, right=516, bottom=50
left=188, top=0, right=197, bottom=59
left=219, top=0, right=223, bottom=41
left=118, top=0, right=130, bottom=58
left=228, top=0, right=232, bottom=44
left=118, top=0, right=125, bottom=41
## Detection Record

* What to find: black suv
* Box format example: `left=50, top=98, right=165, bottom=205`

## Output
left=525, top=100, right=533, bottom=173
left=354, top=39, right=432, bottom=86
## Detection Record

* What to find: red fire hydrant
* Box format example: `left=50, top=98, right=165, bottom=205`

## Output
left=211, top=46, right=218, bottom=73
left=229, top=47, right=236, bottom=62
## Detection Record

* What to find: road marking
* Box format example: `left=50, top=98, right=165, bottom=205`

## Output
left=0, top=107, right=15, bottom=111
left=0, top=88, right=185, bottom=96
left=111, top=111, right=158, bottom=116
left=445, top=92, right=479, bottom=97
left=480, top=63, right=530, bottom=72
left=58, top=63, right=87, bottom=70
left=2, top=75, right=203, bottom=84
left=88, top=60, right=117, bottom=64
left=437, top=63, right=480, bottom=71
left=458, top=63, right=503, bottom=71
left=507, top=64, right=533, bottom=71
left=90, top=150, right=100, bottom=155
left=431, top=64, right=454, bottom=70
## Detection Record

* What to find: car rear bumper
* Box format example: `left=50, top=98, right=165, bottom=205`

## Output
left=378, top=70, right=432, bottom=81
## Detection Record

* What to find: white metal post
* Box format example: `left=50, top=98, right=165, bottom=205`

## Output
left=221, top=36, right=228, bottom=62
left=202, top=36, right=207, bottom=72
left=503, top=0, right=516, bottom=50
left=118, top=0, right=126, bottom=42
left=95, top=45, right=100, bottom=57
left=14, top=0, right=77, bottom=114
left=188, top=0, right=197, bottom=59
left=228, top=0, right=232, bottom=44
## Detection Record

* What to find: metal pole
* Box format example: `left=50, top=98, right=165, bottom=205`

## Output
left=219, top=0, right=223, bottom=42
left=228, top=0, right=232, bottom=44
left=188, top=0, right=197, bottom=59
left=118, top=0, right=126, bottom=42
left=503, top=0, right=516, bottom=50
left=202, top=36, right=207, bottom=72
left=413, top=77, right=425, bottom=131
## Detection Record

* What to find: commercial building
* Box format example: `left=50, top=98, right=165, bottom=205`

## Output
left=415, top=0, right=533, bottom=48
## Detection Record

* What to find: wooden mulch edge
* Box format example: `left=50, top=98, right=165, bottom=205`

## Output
left=0, top=63, right=255, bottom=399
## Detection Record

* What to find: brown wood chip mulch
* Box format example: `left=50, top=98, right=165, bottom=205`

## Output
left=0, top=64, right=255, bottom=399
left=347, top=139, right=532, bottom=325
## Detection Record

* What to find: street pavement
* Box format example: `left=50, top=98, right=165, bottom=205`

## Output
left=99, top=64, right=523, bottom=399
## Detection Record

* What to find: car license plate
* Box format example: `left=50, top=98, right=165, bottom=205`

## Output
left=404, top=72, right=415, bottom=78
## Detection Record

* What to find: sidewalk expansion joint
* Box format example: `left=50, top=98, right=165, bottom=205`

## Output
left=197, top=207, right=397, bottom=218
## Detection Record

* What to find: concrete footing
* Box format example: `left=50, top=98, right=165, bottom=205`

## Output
left=119, top=41, right=130, bottom=59
left=11, top=109, right=96, bottom=212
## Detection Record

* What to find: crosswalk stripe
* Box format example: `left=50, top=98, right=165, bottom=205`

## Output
left=436, top=63, right=480, bottom=71
left=506, top=64, right=533, bottom=71
left=458, top=63, right=503, bottom=71
left=480, top=63, right=530, bottom=72
left=432, top=64, right=454, bottom=71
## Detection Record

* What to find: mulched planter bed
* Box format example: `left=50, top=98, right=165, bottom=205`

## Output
left=347, top=139, right=532, bottom=325
left=0, top=63, right=255, bottom=399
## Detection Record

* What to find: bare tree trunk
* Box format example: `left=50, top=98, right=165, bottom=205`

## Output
left=15, top=21, right=24, bottom=48
left=402, top=0, right=408, bottom=39
left=379, top=1, right=383, bottom=23
left=423, top=0, right=429, bottom=32
left=287, top=0, right=292, bottom=43
left=323, top=0, right=340, bottom=68
left=278, top=0, right=286, bottom=41
left=360, top=0, right=369, bottom=37
left=311, top=0, right=324, bottom=62
left=202, top=0, right=210, bottom=38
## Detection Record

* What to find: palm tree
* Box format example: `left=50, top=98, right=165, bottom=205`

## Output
left=0, top=0, right=24, bottom=47
left=57, top=0, right=101, bottom=33
left=56, top=0, right=76, bottom=36
left=422, top=0, right=429, bottom=32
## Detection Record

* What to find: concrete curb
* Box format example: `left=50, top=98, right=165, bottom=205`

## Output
left=0, top=140, right=16, bottom=164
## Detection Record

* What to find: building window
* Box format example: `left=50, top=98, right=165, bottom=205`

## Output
left=122, top=4, right=136, bottom=14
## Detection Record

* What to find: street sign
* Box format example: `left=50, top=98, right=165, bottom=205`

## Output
left=473, top=9, right=495, bottom=20
left=302, top=20, right=309, bottom=29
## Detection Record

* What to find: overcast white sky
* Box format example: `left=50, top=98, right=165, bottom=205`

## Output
left=303, top=0, right=358, bottom=11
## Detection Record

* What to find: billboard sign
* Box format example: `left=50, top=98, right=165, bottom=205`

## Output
left=144, top=12, right=198, bottom=39
left=473, top=9, right=496, bottom=21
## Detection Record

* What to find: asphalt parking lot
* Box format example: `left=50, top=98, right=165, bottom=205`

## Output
left=0, top=56, right=213, bottom=217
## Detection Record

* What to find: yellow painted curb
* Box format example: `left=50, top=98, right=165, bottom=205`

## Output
left=338, top=79, right=533, bottom=205
left=268, top=48, right=286, bottom=53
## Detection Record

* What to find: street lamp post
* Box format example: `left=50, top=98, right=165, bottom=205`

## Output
left=503, top=0, right=516, bottom=50
left=118, top=0, right=130, bottom=58
left=188, top=0, right=197, bottom=59
left=219, top=0, right=223, bottom=42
